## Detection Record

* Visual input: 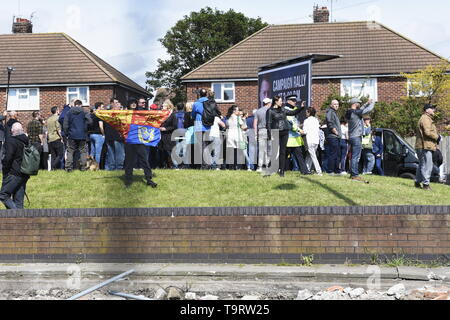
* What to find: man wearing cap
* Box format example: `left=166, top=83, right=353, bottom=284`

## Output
left=415, top=104, right=440, bottom=190
left=345, top=98, right=375, bottom=182
left=286, top=95, right=307, bottom=125
left=254, top=98, right=272, bottom=172
left=284, top=97, right=309, bottom=175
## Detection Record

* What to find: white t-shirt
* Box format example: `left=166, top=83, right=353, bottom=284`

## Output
left=341, top=124, right=349, bottom=140
left=303, top=116, right=320, bottom=145
left=210, top=117, right=222, bottom=139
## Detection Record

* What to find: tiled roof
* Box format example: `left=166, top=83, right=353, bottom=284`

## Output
left=182, top=21, right=446, bottom=80
left=0, top=33, right=147, bottom=94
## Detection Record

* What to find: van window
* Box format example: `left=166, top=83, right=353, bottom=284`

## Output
left=384, top=131, right=402, bottom=155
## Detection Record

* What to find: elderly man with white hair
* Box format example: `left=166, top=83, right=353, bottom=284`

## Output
left=0, top=122, right=30, bottom=209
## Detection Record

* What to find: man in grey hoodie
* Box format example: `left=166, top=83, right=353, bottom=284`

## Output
left=345, top=98, right=375, bottom=181
left=325, top=100, right=342, bottom=174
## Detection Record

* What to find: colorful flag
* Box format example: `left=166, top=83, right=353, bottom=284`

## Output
left=95, top=110, right=171, bottom=147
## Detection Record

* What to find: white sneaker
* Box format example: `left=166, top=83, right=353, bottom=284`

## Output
left=256, top=168, right=262, bottom=173
left=340, top=171, right=347, bottom=175
left=247, top=168, right=253, bottom=172
left=318, top=173, right=323, bottom=177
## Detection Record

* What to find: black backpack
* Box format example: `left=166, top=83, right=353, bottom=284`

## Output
left=202, top=99, right=218, bottom=127
left=433, top=149, right=443, bottom=167
left=20, top=143, right=41, bottom=176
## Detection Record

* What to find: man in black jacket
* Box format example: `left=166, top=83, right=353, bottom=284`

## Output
left=266, top=95, right=302, bottom=177
left=325, top=100, right=342, bottom=175
left=63, top=100, right=93, bottom=172
left=0, top=122, right=30, bottom=209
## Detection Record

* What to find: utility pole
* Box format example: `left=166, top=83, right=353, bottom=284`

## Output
left=6, top=67, right=15, bottom=110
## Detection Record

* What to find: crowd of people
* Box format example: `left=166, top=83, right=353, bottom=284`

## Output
left=0, top=87, right=442, bottom=209
left=0, top=92, right=381, bottom=180
left=169, top=88, right=379, bottom=181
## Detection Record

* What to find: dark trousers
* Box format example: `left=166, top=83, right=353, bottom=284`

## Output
left=375, top=157, right=384, bottom=176
left=49, top=140, right=64, bottom=170
left=149, top=146, right=160, bottom=169
left=326, top=137, right=341, bottom=174
left=0, top=174, right=29, bottom=209
left=339, top=139, right=349, bottom=172
left=124, top=144, right=153, bottom=184
left=286, top=147, right=309, bottom=174
left=66, top=139, right=87, bottom=171
left=226, top=148, right=243, bottom=170
left=278, top=130, right=289, bottom=173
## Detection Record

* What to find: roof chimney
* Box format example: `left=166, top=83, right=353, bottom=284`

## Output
left=12, top=17, right=33, bottom=34
left=313, top=5, right=330, bottom=23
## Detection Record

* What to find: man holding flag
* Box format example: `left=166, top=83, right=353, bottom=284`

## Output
left=95, top=105, right=171, bottom=188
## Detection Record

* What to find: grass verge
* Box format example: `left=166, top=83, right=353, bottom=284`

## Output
left=5, top=169, right=450, bottom=209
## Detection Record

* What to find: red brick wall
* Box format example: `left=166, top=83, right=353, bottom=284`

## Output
left=185, top=77, right=407, bottom=115
left=0, top=211, right=448, bottom=263
left=378, top=77, right=407, bottom=103
left=90, top=85, right=115, bottom=106
left=312, top=79, right=341, bottom=110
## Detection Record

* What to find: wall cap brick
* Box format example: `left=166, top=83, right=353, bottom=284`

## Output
left=1, top=206, right=449, bottom=218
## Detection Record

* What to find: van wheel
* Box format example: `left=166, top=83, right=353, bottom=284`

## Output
left=399, top=172, right=415, bottom=180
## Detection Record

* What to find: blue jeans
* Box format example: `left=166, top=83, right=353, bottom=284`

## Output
left=90, top=134, right=105, bottom=163
left=339, top=139, right=349, bottom=172
left=375, top=156, right=384, bottom=176
left=247, top=141, right=257, bottom=170
left=326, top=137, right=340, bottom=174
left=321, top=142, right=329, bottom=173
left=349, top=137, right=362, bottom=177
left=0, top=174, right=28, bottom=209
left=172, top=139, right=187, bottom=169
left=415, top=149, right=433, bottom=185
left=363, top=149, right=375, bottom=174
left=106, top=141, right=125, bottom=171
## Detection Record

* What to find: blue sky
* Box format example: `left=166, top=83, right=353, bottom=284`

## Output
left=1, top=0, right=449, bottom=88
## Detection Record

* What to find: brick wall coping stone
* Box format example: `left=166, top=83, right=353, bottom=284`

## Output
left=1, top=206, right=449, bottom=218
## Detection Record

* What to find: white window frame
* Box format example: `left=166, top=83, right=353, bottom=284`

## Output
left=211, top=82, right=235, bottom=103
left=406, top=79, right=428, bottom=97
left=66, top=86, right=90, bottom=106
left=7, top=88, right=40, bottom=111
left=340, top=78, right=378, bottom=101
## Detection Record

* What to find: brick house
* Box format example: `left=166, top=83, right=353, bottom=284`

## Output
left=181, top=7, right=446, bottom=115
left=0, top=18, right=149, bottom=127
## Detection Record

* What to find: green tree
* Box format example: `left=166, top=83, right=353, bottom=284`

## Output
left=146, top=7, right=268, bottom=103
left=402, top=60, right=450, bottom=120
left=371, top=98, right=425, bottom=137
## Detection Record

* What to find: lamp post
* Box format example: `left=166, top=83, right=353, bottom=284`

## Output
left=5, top=67, right=15, bottom=110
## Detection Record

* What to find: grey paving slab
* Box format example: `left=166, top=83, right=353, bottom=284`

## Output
left=397, top=266, right=431, bottom=281
left=0, top=263, right=400, bottom=281
left=314, top=265, right=398, bottom=280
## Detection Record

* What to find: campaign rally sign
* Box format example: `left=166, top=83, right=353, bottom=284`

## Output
left=258, top=60, right=312, bottom=108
